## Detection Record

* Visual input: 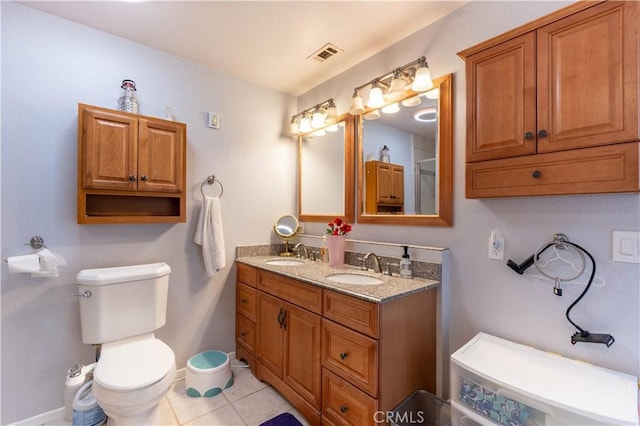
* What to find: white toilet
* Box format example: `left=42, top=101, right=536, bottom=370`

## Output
left=76, top=263, right=176, bottom=425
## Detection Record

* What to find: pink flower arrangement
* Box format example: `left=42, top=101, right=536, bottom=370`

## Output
left=326, top=217, right=352, bottom=236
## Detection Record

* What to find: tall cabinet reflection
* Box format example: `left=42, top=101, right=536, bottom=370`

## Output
left=362, top=91, right=439, bottom=215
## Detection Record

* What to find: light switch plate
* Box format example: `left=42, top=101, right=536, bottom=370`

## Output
left=612, top=231, right=640, bottom=263
left=208, top=112, right=219, bottom=129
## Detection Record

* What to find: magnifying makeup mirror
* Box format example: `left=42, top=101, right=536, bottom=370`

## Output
left=274, top=215, right=300, bottom=256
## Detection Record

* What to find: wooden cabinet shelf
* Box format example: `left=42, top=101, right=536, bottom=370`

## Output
left=459, top=1, right=639, bottom=198
left=77, top=103, right=186, bottom=223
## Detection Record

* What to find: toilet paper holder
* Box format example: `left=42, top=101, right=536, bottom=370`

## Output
left=3, top=236, right=47, bottom=263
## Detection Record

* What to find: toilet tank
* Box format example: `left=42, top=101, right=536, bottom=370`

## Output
left=76, top=263, right=171, bottom=344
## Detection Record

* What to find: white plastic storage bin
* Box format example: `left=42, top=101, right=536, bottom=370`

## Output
left=185, top=351, right=232, bottom=397
left=450, top=332, right=638, bottom=426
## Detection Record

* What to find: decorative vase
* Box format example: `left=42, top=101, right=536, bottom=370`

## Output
left=327, top=234, right=346, bottom=267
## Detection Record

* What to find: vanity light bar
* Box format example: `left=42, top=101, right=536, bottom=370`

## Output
left=349, top=56, right=434, bottom=115
left=289, top=98, right=337, bottom=136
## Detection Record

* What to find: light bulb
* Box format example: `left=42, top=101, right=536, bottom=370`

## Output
left=367, top=85, right=385, bottom=108
left=299, top=115, right=312, bottom=133
left=381, top=103, right=400, bottom=114
left=387, top=76, right=406, bottom=101
left=326, top=105, right=338, bottom=122
left=349, top=91, right=365, bottom=115
left=289, top=118, right=299, bottom=136
left=402, top=96, right=422, bottom=107
left=411, top=64, right=433, bottom=92
left=326, top=124, right=339, bottom=132
left=311, top=109, right=325, bottom=128
left=364, top=110, right=380, bottom=120
left=425, top=87, right=439, bottom=99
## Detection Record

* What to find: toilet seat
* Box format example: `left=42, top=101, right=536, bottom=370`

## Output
left=94, top=336, right=174, bottom=392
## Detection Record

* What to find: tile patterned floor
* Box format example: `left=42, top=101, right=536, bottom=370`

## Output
left=159, top=364, right=309, bottom=426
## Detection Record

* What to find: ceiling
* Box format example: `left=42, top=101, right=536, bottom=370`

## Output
left=19, top=1, right=468, bottom=96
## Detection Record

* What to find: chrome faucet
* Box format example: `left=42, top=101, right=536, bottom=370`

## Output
left=293, top=243, right=308, bottom=259
left=362, top=252, right=382, bottom=273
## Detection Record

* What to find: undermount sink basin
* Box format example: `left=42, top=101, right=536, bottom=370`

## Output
left=326, top=273, right=384, bottom=285
left=265, top=259, right=304, bottom=266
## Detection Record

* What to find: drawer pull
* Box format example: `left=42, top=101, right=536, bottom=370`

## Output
left=240, top=298, right=248, bottom=303
left=277, top=308, right=284, bottom=328
left=532, top=170, right=542, bottom=179
left=240, top=332, right=247, bottom=337
left=340, top=405, right=348, bottom=413
left=339, top=352, right=348, bottom=360
left=524, top=132, right=534, bottom=140
left=537, top=129, right=548, bottom=138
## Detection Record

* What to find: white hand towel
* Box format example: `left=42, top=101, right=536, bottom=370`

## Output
left=194, top=195, right=226, bottom=277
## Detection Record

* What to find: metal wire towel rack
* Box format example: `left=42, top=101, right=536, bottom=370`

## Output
left=200, top=175, right=224, bottom=198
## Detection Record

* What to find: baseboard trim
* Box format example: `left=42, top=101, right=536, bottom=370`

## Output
left=9, top=407, right=65, bottom=426
left=11, top=351, right=238, bottom=425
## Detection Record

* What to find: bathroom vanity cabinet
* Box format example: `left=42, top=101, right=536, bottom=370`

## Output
left=77, top=103, right=186, bottom=223
left=235, top=262, right=437, bottom=426
left=365, top=161, right=404, bottom=214
left=459, top=1, right=639, bottom=198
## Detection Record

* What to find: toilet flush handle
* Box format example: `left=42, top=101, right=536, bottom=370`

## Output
left=74, top=290, right=92, bottom=298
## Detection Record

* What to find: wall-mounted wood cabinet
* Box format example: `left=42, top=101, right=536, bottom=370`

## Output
left=459, top=1, right=639, bottom=198
left=365, top=161, right=404, bottom=213
left=77, top=104, right=186, bottom=223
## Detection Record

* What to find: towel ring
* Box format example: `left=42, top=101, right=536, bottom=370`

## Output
left=533, top=234, right=585, bottom=283
left=200, top=175, right=224, bottom=198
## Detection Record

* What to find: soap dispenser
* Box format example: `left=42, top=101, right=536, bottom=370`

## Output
left=400, top=245, right=412, bottom=278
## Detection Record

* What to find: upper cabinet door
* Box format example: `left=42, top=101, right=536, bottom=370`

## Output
left=465, top=32, right=537, bottom=163
left=138, top=118, right=185, bottom=193
left=537, top=1, right=639, bottom=153
left=82, top=106, right=138, bottom=190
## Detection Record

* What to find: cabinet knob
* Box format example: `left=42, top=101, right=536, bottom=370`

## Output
left=240, top=332, right=247, bottom=337
left=340, top=405, right=348, bottom=413
left=240, top=298, right=248, bottom=303
left=537, top=129, right=548, bottom=138
left=524, top=132, right=534, bottom=140
left=339, top=352, right=348, bottom=360
left=532, top=170, right=542, bottom=179
left=140, top=175, right=148, bottom=181
left=128, top=175, right=137, bottom=181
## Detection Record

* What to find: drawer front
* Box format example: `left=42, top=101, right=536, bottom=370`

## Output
left=466, top=142, right=640, bottom=198
left=236, top=314, right=256, bottom=352
left=237, top=263, right=258, bottom=287
left=322, top=319, right=378, bottom=396
left=237, top=282, right=257, bottom=322
left=322, top=369, right=378, bottom=426
left=258, top=270, right=322, bottom=314
left=323, top=290, right=379, bottom=338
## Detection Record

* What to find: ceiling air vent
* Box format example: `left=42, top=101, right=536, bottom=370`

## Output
left=308, top=43, right=343, bottom=63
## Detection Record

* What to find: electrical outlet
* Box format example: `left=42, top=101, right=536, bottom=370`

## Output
left=488, top=230, right=505, bottom=260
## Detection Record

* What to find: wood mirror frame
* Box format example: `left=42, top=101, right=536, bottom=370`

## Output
left=356, top=73, right=453, bottom=226
left=298, top=113, right=355, bottom=223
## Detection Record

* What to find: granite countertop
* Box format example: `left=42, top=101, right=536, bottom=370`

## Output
left=236, top=255, right=440, bottom=303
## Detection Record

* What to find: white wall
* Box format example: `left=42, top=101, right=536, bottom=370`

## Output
left=1, top=3, right=296, bottom=423
left=300, top=0, right=640, bottom=390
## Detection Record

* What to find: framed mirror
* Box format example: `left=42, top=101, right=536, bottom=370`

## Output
left=298, top=114, right=355, bottom=223
left=356, top=73, right=453, bottom=226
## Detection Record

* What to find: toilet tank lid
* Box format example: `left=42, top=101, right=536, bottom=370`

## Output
left=77, top=263, right=171, bottom=285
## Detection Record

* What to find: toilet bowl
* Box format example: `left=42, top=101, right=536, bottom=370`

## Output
left=92, top=334, right=176, bottom=425
left=76, top=263, right=175, bottom=426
